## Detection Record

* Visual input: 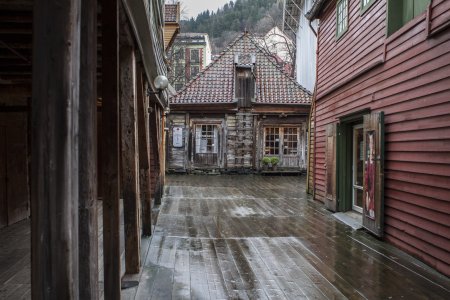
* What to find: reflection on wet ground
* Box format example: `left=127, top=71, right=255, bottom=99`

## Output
left=127, top=175, right=450, bottom=300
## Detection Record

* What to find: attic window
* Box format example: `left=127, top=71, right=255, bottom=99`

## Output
left=235, top=66, right=255, bottom=108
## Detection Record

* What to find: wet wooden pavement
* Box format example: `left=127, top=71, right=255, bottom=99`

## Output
left=127, top=174, right=450, bottom=300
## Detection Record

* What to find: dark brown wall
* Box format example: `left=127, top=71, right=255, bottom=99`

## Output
left=314, top=0, right=450, bottom=276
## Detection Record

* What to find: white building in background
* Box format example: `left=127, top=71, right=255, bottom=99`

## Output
left=283, top=0, right=317, bottom=93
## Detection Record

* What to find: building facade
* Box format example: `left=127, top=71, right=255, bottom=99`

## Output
left=307, top=0, right=450, bottom=276
left=167, top=32, right=311, bottom=173
left=168, top=32, right=212, bottom=91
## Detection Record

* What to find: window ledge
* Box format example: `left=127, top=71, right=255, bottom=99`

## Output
left=386, top=10, right=426, bottom=43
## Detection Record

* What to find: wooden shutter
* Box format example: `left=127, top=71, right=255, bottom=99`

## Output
left=325, top=123, right=337, bottom=212
left=362, top=112, right=384, bottom=237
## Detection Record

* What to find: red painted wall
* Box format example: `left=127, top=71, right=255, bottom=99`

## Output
left=314, top=0, right=450, bottom=276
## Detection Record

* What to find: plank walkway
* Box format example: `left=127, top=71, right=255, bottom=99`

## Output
left=126, top=174, right=450, bottom=300
left=1, top=175, right=449, bottom=299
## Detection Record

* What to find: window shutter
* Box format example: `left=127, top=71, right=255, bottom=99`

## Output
left=325, top=123, right=338, bottom=212
left=362, top=111, right=385, bottom=237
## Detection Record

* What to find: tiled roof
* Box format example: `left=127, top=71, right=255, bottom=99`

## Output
left=164, top=4, right=179, bottom=23
left=170, top=32, right=312, bottom=105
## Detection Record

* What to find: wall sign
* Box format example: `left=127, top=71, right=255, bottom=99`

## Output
left=172, top=126, right=184, bottom=148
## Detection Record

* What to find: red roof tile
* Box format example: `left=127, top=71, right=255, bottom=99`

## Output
left=170, top=32, right=312, bottom=105
left=164, top=4, right=179, bottom=23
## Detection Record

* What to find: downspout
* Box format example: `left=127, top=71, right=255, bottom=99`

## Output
left=309, top=19, right=318, bottom=37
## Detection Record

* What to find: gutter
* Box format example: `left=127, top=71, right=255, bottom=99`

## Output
left=305, top=0, right=329, bottom=21
left=122, top=0, right=168, bottom=108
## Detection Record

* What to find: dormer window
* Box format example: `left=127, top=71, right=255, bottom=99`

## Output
left=235, top=53, right=256, bottom=108
left=235, top=66, right=255, bottom=108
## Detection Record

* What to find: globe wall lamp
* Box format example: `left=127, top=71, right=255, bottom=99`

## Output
left=147, top=75, right=169, bottom=96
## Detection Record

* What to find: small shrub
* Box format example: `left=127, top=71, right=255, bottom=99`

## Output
left=270, top=156, right=280, bottom=165
left=262, top=157, right=271, bottom=165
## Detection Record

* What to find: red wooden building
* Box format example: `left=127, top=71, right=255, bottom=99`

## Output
left=306, top=0, right=450, bottom=276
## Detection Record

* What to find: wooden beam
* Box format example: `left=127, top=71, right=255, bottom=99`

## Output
left=31, top=0, right=80, bottom=298
left=136, top=68, right=152, bottom=236
left=79, top=0, right=98, bottom=298
left=149, top=103, right=162, bottom=205
left=101, top=0, right=121, bottom=297
left=119, top=45, right=141, bottom=274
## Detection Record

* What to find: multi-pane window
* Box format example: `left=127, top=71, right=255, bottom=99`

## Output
left=195, top=125, right=218, bottom=154
left=190, top=49, right=200, bottom=63
left=336, top=0, right=348, bottom=38
left=283, top=128, right=298, bottom=155
left=264, top=127, right=280, bottom=155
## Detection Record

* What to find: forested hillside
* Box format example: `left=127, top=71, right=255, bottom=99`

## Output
left=181, top=0, right=282, bottom=53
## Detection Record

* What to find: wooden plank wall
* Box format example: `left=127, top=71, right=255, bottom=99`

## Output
left=314, top=0, right=450, bottom=276
left=167, top=114, right=187, bottom=170
left=226, top=112, right=254, bottom=170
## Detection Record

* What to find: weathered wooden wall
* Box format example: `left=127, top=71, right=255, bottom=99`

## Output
left=167, top=114, right=187, bottom=170
left=226, top=112, right=254, bottom=170
left=314, top=0, right=450, bottom=276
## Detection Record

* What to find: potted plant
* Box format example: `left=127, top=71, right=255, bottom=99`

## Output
left=270, top=157, right=280, bottom=171
left=262, top=156, right=271, bottom=170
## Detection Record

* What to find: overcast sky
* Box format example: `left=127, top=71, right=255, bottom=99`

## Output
left=181, top=0, right=231, bottom=19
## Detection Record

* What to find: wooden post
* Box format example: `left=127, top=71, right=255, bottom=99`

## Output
left=120, top=45, right=141, bottom=274
left=101, top=0, right=122, bottom=297
left=79, top=0, right=98, bottom=298
left=31, top=0, right=80, bottom=298
left=136, top=69, right=152, bottom=236
left=149, top=104, right=162, bottom=205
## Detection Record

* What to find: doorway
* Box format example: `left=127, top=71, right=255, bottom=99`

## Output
left=352, top=125, right=364, bottom=213
left=193, top=124, right=220, bottom=167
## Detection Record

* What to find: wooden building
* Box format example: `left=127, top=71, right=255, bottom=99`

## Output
left=306, top=0, right=450, bottom=276
left=167, top=32, right=312, bottom=173
left=0, top=0, right=172, bottom=298
left=164, top=3, right=181, bottom=50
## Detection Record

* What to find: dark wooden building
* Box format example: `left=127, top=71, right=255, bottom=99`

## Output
left=0, top=0, right=172, bottom=298
left=306, top=0, right=450, bottom=276
left=167, top=32, right=312, bottom=173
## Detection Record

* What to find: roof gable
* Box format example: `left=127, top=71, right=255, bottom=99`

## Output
left=170, top=32, right=312, bottom=105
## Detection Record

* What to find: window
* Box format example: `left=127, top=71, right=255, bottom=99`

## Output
left=195, top=125, right=218, bottom=154
left=174, top=48, right=184, bottom=60
left=336, top=0, right=348, bottom=39
left=175, top=83, right=183, bottom=91
left=387, top=0, right=430, bottom=36
left=190, top=49, right=200, bottom=63
left=190, top=65, right=199, bottom=78
left=283, top=128, right=298, bottom=155
left=235, top=67, right=255, bottom=108
left=264, top=128, right=280, bottom=155
left=361, top=0, right=376, bottom=14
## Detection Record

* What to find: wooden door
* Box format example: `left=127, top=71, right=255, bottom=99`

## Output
left=325, top=123, right=337, bottom=212
left=193, top=124, right=220, bottom=167
left=362, top=112, right=384, bottom=237
left=0, top=113, right=29, bottom=227
left=0, top=125, right=6, bottom=228
left=281, top=127, right=300, bottom=167
left=6, top=114, right=29, bottom=225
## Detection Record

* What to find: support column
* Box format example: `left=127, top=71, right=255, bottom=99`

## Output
left=136, top=69, right=152, bottom=236
left=79, top=0, right=98, bottom=298
left=31, top=0, right=80, bottom=298
left=120, top=46, right=141, bottom=274
left=101, top=0, right=122, bottom=297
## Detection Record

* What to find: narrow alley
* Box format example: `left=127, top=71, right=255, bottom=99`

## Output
left=124, top=175, right=450, bottom=299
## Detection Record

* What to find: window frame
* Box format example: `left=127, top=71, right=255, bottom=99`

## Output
left=386, top=0, right=430, bottom=36
left=360, top=0, right=376, bottom=15
left=336, top=0, right=349, bottom=40
left=190, top=49, right=200, bottom=63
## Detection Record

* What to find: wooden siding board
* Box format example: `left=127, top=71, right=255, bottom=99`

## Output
left=385, top=188, right=450, bottom=214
